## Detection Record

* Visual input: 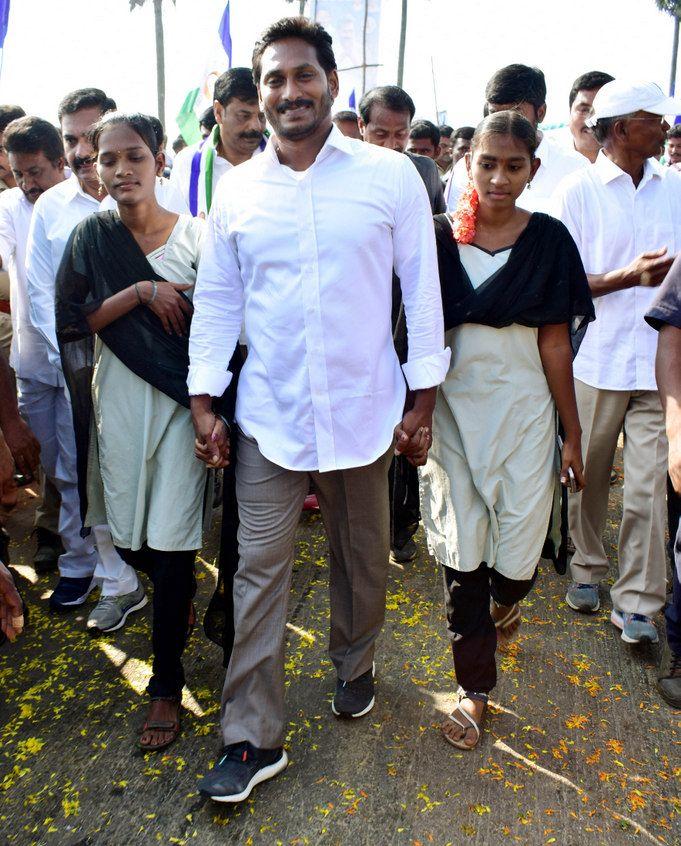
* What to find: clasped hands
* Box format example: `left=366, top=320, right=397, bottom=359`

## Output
left=393, top=388, right=437, bottom=467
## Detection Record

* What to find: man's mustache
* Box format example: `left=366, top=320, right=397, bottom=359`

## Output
left=73, top=155, right=95, bottom=170
left=277, top=98, right=314, bottom=114
left=239, top=131, right=263, bottom=140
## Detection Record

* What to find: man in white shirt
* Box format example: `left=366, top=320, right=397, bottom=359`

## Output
left=559, top=71, right=614, bottom=162
left=445, top=64, right=587, bottom=212
left=25, top=89, right=144, bottom=631
left=190, top=17, right=449, bottom=803
left=555, top=80, right=681, bottom=645
left=170, top=67, right=265, bottom=217
left=0, top=117, right=67, bottom=574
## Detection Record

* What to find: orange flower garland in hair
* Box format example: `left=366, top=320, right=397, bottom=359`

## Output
left=450, top=179, right=479, bottom=244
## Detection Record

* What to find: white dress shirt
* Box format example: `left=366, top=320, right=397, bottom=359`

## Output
left=188, top=125, right=450, bottom=473
left=0, top=186, right=62, bottom=384
left=25, top=175, right=100, bottom=370
left=445, top=131, right=587, bottom=213
left=554, top=152, right=681, bottom=391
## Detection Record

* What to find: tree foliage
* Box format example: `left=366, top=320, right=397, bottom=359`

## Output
left=657, top=0, right=681, bottom=16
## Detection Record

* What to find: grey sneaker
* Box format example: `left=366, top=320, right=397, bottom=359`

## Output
left=611, top=608, right=659, bottom=644
left=565, top=582, right=600, bottom=613
left=87, top=582, right=147, bottom=633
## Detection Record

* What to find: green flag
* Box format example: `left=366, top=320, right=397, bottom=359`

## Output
left=176, top=88, right=201, bottom=145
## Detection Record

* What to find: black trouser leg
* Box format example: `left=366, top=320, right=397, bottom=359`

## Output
left=115, top=545, right=196, bottom=699
left=389, top=455, right=421, bottom=550
left=442, top=563, right=537, bottom=696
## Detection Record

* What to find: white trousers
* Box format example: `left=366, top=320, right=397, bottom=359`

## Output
left=17, top=377, right=137, bottom=595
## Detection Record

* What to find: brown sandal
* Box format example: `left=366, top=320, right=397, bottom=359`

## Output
left=139, top=698, right=182, bottom=752
left=441, top=699, right=485, bottom=750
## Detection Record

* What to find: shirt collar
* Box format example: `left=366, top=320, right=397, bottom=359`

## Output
left=265, top=122, right=356, bottom=168
left=594, top=150, right=663, bottom=188
left=64, top=173, right=100, bottom=205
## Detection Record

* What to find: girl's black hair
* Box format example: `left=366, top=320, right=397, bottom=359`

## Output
left=89, top=111, right=159, bottom=157
left=471, top=110, right=538, bottom=159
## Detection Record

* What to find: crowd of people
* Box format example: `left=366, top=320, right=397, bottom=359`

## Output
left=0, top=14, right=680, bottom=804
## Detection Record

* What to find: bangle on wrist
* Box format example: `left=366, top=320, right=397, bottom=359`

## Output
left=148, top=280, right=158, bottom=304
left=134, top=282, right=143, bottom=305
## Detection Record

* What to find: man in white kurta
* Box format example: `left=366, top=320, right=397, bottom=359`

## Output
left=555, top=80, right=681, bottom=645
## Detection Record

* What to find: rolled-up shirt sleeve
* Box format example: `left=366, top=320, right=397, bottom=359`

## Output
left=187, top=186, right=244, bottom=397
left=392, top=156, right=450, bottom=390
left=25, top=201, right=61, bottom=369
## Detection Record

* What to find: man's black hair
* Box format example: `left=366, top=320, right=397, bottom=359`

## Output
left=568, top=71, right=614, bottom=108
left=57, top=88, right=117, bottom=122
left=0, top=105, right=26, bottom=134
left=90, top=112, right=159, bottom=157
left=438, top=124, right=454, bottom=139
left=199, top=106, right=216, bottom=131
left=668, top=124, right=681, bottom=139
left=453, top=125, right=475, bottom=142
left=172, top=135, right=187, bottom=154
left=333, top=110, right=359, bottom=123
left=358, top=85, right=415, bottom=124
left=252, top=17, right=336, bottom=85
left=213, top=67, right=258, bottom=106
left=147, top=115, right=165, bottom=147
left=409, top=119, right=440, bottom=146
left=4, top=116, right=64, bottom=163
left=485, top=64, right=546, bottom=110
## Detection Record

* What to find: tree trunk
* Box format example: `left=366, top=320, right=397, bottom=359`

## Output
left=154, top=0, right=165, bottom=126
left=671, top=14, right=680, bottom=96
left=397, top=0, right=408, bottom=87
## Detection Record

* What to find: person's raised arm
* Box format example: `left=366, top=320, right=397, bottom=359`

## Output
left=538, top=322, right=585, bottom=490
left=392, top=156, right=450, bottom=464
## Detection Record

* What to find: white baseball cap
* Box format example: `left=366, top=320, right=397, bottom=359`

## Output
left=588, top=80, right=681, bottom=125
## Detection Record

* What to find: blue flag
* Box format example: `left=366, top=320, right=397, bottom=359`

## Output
left=0, top=0, right=9, bottom=48
left=349, top=89, right=356, bottom=110
left=218, top=1, right=232, bottom=68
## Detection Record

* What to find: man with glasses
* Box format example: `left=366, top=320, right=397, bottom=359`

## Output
left=554, top=80, right=681, bottom=647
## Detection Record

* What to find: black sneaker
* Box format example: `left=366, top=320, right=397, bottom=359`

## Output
left=332, top=667, right=375, bottom=718
left=33, top=528, right=64, bottom=575
left=49, top=576, right=96, bottom=611
left=198, top=741, right=288, bottom=803
left=390, top=537, right=418, bottom=564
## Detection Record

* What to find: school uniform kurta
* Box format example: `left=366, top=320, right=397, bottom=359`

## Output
left=420, top=245, right=555, bottom=580
left=86, top=215, right=206, bottom=551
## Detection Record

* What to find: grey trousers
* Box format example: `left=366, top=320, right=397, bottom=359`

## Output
left=569, top=380, right=668, bottom=616
left=220, top=431, right=392, bottom=749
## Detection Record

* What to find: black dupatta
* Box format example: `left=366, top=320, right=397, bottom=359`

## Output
left=434, top=212, right=594, bottom=353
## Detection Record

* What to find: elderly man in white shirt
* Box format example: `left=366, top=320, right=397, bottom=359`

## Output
left=190, top=18, right=449, bottom=804
left=555, top=80, right=681, bottom=645
left=445, top=64, right=587, bottom=213
left=170, top=67, right=265, bottom=217
left=25, top=89, right=144, bottom=632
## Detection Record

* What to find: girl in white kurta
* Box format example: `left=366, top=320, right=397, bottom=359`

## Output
left=56, top=114, right=225, bottom=754
left=420, top=112, right=593, bottom=751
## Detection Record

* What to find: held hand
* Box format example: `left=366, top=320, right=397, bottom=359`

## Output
left=560, top=436, right=585, bottom=493
left=404, top=426, right=432, bottom=467
left=0, top=562, right=23, bottom=642
left=139, top=280, right=194, bottom=336
left=2, top=416, right=40, bottom=478
left=0, top=436, right=17, bottom=510
left=625, top=248, right=675, bottom=289
left=192, top=409, right=230, bottom=468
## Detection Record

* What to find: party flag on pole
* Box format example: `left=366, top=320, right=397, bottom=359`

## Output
left=349, top=89, right=356, bottom=110
left=0, top=0, right=10, bottom=76
left=176, top=87, right=202, bottom=145
left=218, top=1, right=232, bottom=68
